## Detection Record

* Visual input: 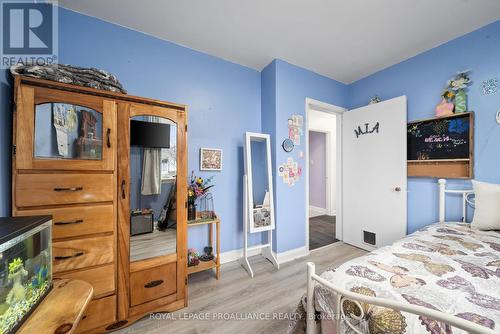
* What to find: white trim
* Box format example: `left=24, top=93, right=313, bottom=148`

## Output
left=275, top=246, right=309, bottom=264
left=221, top=246, right=262, bottom=264
left=309, top=205, right=327, bottom=217
left=221, top=246, right=308, bottom=265
left=305, top=98, right=345, bottom=253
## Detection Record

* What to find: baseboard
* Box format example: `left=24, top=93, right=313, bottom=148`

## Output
left=309, top=205, right=327, bottom=217
left=275, top=246, right=309, bottom=264
left=220, top=245, right=309, bottom=265
left=219, top=247, right=262, bottom=264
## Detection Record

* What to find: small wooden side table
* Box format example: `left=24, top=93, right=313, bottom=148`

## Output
left=187, top=212, right=220, bottom=279
left=18, top=279, right=93, bottom=334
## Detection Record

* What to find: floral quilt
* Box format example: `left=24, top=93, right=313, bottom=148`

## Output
left=289, top=223, right=500, bottom=334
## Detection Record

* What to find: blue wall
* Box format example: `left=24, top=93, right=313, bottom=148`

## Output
left=349, top=20, right=500, bottom=233
left=0, top=7, right=264, bottom=253
left=269, top=60, right=349, bottom=252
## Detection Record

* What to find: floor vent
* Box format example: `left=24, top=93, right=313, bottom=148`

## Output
left=363, top=230, right=376, bottom=246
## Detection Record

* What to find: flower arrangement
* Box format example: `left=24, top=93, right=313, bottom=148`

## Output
left=188, top=171, right=214, bottom=204
left=187, top=171, right=214, bottom=220
left=187, top=248, right=200, bottom=267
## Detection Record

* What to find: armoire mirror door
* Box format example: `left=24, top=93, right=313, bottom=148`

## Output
left=128, top=115, right=177, bottom=262
left=117, top=103, right=187, bottom=319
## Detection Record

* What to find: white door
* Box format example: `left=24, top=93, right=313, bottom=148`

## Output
left=342, top=96, right=407, bottom=251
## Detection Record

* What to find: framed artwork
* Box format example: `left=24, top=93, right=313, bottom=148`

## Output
left=200, top=148, right=223, bottom=171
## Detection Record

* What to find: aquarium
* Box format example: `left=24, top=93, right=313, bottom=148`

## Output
left=0, top=216, right=52, bottom=334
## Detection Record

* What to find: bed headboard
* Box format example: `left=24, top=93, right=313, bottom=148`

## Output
left=438, top=179, right=474, bottom=223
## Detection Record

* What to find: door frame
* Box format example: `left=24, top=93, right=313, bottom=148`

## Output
left=305, top=98, right=346, bottom=252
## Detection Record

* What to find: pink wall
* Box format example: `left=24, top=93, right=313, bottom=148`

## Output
left=309, top=131, right=326, bottom=209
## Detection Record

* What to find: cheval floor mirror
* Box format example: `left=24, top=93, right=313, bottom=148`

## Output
left=240, top=132, right=279, bottom=277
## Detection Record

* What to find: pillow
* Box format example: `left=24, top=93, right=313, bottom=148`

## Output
left=471, top=180, right=500, bottom=230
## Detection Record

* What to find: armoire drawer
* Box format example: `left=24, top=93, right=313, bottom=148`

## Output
left=16, top=173, right=113, bottom=207
left=76, top=295, right=116, bottom=333
left=53, top=235, right=114, bottom=273
left=130, top=263, right=177, bottom=306
left=19, top=204, right=114, bottom=239
left=55, top=264, right=115, bottom=298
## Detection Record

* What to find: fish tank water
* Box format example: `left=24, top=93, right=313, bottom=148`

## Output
left=0, top=216, right=52, bottom=334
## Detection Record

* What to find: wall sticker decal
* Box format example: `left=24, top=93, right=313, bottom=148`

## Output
left=482, top=78, right=498, bottom=95
left=354, top=122, right=380, bottom=138
left=288, top=115, right=303, bottom=145
left=278, top=157, right=302, bottom=186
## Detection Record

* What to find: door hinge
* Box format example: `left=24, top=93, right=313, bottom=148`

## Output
left=185, top=277, right=188, bottom=285
left=185, top=124, right=187, bottom=132
left=185, top=201, right=188, bottom=209
left=12, top=145, right=16, bottom=155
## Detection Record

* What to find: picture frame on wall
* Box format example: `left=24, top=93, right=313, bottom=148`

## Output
left=200, top=148, right=223, bottom=171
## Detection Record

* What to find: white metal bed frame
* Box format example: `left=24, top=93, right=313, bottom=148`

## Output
left=306, top=179, right=495, bottom=334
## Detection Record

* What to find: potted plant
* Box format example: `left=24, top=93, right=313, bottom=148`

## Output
left=187, top=171, right=214, bottom=220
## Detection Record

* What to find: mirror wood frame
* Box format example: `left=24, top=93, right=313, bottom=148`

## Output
left=117, top=102, right=187, bottom=320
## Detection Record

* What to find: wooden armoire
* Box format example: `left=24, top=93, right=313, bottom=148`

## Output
left=11, top=75, right=188, bottom=333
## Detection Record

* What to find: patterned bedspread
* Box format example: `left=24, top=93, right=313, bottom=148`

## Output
left=289, top=223, right=500, bottom=334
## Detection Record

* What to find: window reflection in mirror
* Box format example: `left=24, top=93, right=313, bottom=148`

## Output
left=34, top=103, right=103, bottom=160
left=129, top=115, right=177, bottom=262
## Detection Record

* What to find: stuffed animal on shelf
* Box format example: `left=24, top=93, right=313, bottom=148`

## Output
left=435, top=90, right=455, bottom=117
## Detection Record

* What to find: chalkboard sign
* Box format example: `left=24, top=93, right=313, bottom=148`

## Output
left=407, top=113, right=473, bottom=160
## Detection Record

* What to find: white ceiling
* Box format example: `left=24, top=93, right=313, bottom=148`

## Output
left=58, top=0, right=500, bottom=83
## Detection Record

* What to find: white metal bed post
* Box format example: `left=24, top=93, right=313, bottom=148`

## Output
left=304, top=179, right=490, bottom=334
left=306, top=262, right=316, bottom=334
left=439, top=178, right=474, bottom=223
left=438, top=178, right=446, bottom=223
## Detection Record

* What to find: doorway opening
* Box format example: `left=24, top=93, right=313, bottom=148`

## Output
left=305, top=98, right=345, bottom=251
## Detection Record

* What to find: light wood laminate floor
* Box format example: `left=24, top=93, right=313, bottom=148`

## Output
left=130, top=228, right=177, bottom=261
left=116, top=242, right=365, bottom=334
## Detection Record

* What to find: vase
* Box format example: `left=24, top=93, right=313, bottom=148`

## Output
left=188, top=202, right=196, bottom=221
left=454, top=89, right=467, bottom=113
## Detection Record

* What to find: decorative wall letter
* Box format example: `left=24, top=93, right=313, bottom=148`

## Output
left=354, top=122, right=380, bottom=138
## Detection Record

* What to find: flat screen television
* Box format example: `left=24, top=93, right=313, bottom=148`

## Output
left=130, top=120, right=170, bottom=148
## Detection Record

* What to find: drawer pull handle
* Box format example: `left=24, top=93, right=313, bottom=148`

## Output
left=107, top=128, right=111, bottom=148
left=55, top=251, right=84, bottom=260
left=53, top=187, right=83, bottom=192
left=144, top=280, right=164, bottom=288
left=54, top=219, right=84, bottom=226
